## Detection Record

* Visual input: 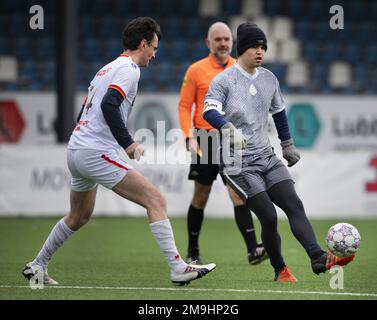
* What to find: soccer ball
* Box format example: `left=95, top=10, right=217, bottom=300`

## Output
left=326, top=223, right=361, bottom=258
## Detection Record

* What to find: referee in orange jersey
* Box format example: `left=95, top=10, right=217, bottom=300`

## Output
left=178, top=22, right=267, bottom=265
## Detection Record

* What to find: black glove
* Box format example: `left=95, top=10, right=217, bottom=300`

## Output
left=281, top=138, right=300, bottom=167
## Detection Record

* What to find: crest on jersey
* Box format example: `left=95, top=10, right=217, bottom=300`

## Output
left=249, top=84, right=257, bottom=95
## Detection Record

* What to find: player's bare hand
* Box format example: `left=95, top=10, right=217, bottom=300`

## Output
left=186, top=137, right=202, bottom=157
left=126, top=143, right=145, bottom=161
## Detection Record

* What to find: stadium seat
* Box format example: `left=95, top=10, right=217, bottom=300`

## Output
left=293, top=21, right=311, bottom=41
left=301, top=42, right=319, bottom=63
left=184, top=17, right=204, bottom=40
left=263, top=39, right=277, bottom=63
left=329, top=61, right=352, bottom=88
left=78, top=16, right=97, bottom=36
left=266, top=63, right=285, bottom=80
left=98, top=16, right=122, bottom=37
left=104, top=38, right=123, bottom=59
left=191, top=40, right=209, bottom=61
left=0, top=37, right=12, bottom=55
left=19, top=59, right=37, bottom=83
left=285, top=61, right=309, bottom=87
left=40, top=59, right=56, bottom=84
left=365, top=45, right=377, bottom=64
left=0, top=56, right=18, bottom=82
left=170, top=40, right=191, bottom=60
left=35, top=38, right=56, bottom=59
left=161, top=18, right=184, bottom=40
left=222, top=0, right=241, bottom=16
left=271, top=16, right=293, bottom=41
left=277, top=38, right=300, bottom=64
left=80, top=38, right=103, bottom=60
left=14, top=37, right=32, bottom=59
left=199, top=0, right=221, bottom=17
left=241, top=0, right=263, bottom=17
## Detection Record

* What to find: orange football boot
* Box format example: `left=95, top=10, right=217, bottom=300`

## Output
left=325, top=252, right=355, bottom=269
left=274, top=266, right=298, bottom=282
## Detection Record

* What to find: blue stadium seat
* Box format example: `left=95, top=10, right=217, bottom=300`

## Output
left=365, top=45, right=377, bottom=64
left=0, top=37, right=12, bottom=55
left=342, top=44, right=358, bottom=63
left=98, top=16, right=122, bottom=37
left=80, top=38, right=103, bottom=60
left=170, top=40, right=191, bottom=60
left=185, top=17, right=204, bottom=40
left=79, top=16, right=97, bottom=37
left=9, top=14, right=28, bottom=35
left=35, top=37, right=56, bottom=59
left=286, top=0, right=304, bottom=19
left=40, top=59, right=56, bottom=83
left=104, top=38, right=122, bottom=59
left=191, top=40, right=209, bottom=61
left=264, top=0, right=284, bottom=16
left=301, top=43, right=319, bottom=63
left=161, top=18, right=183, bottom=40
left=176, top=60, right=192, bottom=81
left=155, top=41, right=168, bottom=61
left=222, top=0, right=241, bottom=16
left=310, top=64, right=328, bottom=91
left=294, top=21, right=311, bottom=41
left=88, top=60, right=104, bottom=79
left=355, top=22, right=377, bottom=44
left=19, top=59, right=38, bottom=82
left=25, top=80, right=44, bottom=91
left=14, top=37, right=32, bottom=59
left=266, top=63, right=286, bottom=81
left=2, top=82, right=20, bottom=91
left=321, top=43, right=340, bottom=63
left=179, top=0, right=198, bottom=16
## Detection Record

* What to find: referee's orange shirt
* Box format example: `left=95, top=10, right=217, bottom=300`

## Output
left=178, top=54, right=236, bottom=139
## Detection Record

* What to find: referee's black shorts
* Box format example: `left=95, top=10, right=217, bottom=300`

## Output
left=188, top=130, right=226, bottom=186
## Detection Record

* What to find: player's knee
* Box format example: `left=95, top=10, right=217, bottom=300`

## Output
left=261, top=212, right=278, bottom=229
left=229, top=193, right=244, bottom=206
left=148, top=188, right=167, bottom=212
left=192, top=187, right=211, bottom=208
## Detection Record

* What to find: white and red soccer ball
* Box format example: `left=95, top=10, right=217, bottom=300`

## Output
left=326, top=223, right=361, bottom=258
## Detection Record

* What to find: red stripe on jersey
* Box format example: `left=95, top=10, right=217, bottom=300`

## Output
left=101, top=155, right=129, bottom=171
left=119, top=54, right=129, bottom=57
left=108, top=84, right=126, bottom=98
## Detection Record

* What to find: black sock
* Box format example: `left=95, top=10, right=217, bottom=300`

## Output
left=234, top=205, right=258, bottom=252
left=187, top=205, right=204, bottom=253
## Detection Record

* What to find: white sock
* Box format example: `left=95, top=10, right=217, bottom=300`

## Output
left=34, top=217, right=74, bottom=269
left=149, top=219, right=187, bottom=275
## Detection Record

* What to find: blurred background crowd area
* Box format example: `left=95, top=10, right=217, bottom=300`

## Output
left=0, top=0, right=376, bottom=94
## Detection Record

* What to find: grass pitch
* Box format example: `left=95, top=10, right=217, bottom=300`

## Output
left=0, top=217, right=376, bottom=300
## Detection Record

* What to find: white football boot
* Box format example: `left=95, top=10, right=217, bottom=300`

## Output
left=22, top=262, right=59, bottom=285
left=171, top=262, right=216, bottom=286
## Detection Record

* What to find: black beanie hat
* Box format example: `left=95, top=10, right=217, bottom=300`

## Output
left=237, top=22, right=267, bottom=57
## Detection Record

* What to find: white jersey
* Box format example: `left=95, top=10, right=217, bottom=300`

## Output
left=68, top=54, right=140, bottom=153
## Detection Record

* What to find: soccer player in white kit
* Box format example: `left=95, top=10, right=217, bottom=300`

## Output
left=22, top=17, right=216, bottom=286
left=203, top=22, right=355, bottom=282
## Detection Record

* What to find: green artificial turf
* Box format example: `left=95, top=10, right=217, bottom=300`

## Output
left=0, top=217, right=376, bottom=300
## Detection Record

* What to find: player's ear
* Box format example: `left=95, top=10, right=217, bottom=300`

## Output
left=139, top=39, right=147, bottom=50
left=205, top=38, right=210, bottom=49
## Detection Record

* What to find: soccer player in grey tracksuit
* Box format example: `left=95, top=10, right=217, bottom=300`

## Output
left=203, top=22, right=355, bottom=282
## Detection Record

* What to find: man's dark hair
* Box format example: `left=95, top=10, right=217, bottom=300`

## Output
left=122, top=17, right=162, bottom=50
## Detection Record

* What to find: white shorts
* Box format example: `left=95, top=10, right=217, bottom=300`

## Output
left=67, top=149, right=132, bottom=192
